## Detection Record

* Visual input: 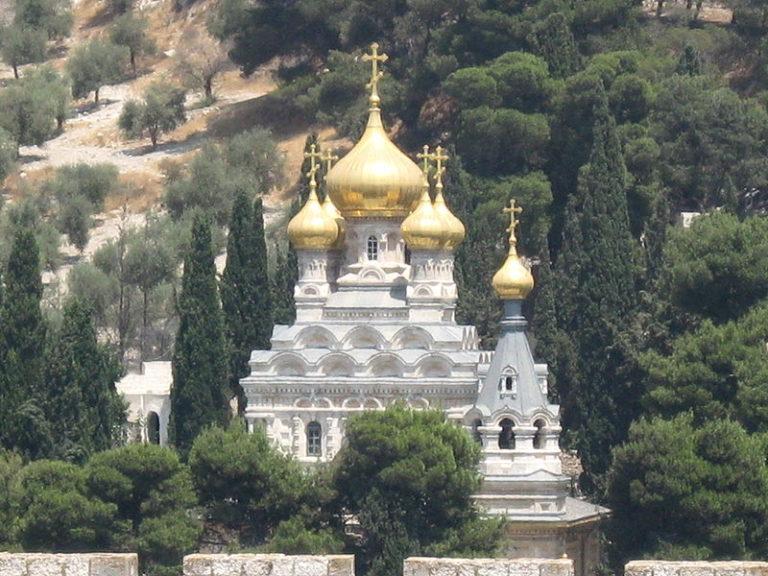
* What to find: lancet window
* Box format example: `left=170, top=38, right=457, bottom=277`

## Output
left=367, top=236, right=379, bottom=260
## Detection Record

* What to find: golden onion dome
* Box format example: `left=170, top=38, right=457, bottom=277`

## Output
left=325, top=107, right=423, bottom=218
left=433, top=186, right=465, bottom=251
left=401, top=182, right=444, bottom=250
left=287, top=185, right=339, bottom=250
left=322, top=193, right=346, bottom=248
left=492, top=200, right=534, bottom=300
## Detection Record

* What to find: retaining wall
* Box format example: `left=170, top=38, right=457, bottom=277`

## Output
left=0, top=553, right=137, bottom=576
left=404, top=557, right=574, bottom=576
left=626, top=562, right=768, bottom=576
left=183, top=554, right=355, bottom=576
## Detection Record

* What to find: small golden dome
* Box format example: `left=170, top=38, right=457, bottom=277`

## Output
left=288, top=187, right=339, bottom=250
left=322, top=193, right=346, bottom=248
left=401, top=182, right=444, bottom=250
left=492, top=199, right=534, bottom=300
left=326, top=108, right=423, bottom=218
left=433, top=186, right=465, bottom=251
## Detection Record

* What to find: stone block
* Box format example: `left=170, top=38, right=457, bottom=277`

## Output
left=63, top=555, right=90, bottom=576
left=294, top=557, right=330, bottom=576
left=539, top=560, right=573, bottom=576
left=625, top=562, right=655, bottom=576
left=404, top=557, right=434, bottom=576
left=270, top=556, right=295, bottom=576
left=742, top=563, right=768, bottom=576
left=211, top=555, right=245, bottom=576
left=241, top=556, right=273, bottom=576
left=712, top=563, right=746, bottom=576
left=0, top=554, right=25, bottom=576
left=508, top=560, right=543, bottom=576
left=456, top=560, right=478, bottom=576
left=89, top=554, right=138, bottom=576
left=433, top=560, right=460, bottom=576
left=476, top=560, right=507, bottom=576
left=25, top=555, right=66, bottom=576
left=678, top=562, right=714, bottom=576
left=184, top=554, right=214, bottom=576
left=327, top=556, right=354, bottom=576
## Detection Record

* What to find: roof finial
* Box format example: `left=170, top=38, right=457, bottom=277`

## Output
left=304, top=143, right=322, bottom=194
left=320, top=147, right=338, bottom=174
left=432, top=146, right=449, bottom=191
left=362, top=42, right=388, bottom=108
left=416, top=145, right=431, bottom=178
left=502, top=198, right=523, bottom=254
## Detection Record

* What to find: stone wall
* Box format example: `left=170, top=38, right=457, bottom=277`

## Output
left=0, top=553, right=137, bottom=576
left=627, top=562, right=768, bottom=576
left=183, top=554, right=355, bottom=576
left=404, top=557, right=574, bottom=576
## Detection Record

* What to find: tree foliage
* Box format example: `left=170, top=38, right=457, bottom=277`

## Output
left=67, top=40, right=128, bottom=103
left=119, top=83, right=186, bottom=149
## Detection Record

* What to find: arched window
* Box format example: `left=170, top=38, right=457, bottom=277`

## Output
left=533, top=419, right=546, bottom=450
left=147, top=412, right=160, bottom=445
left=498, top=418, right=515, bottom=450
left=306, top=421, right=322, bottom=456
left=367, top=236, right=378, bottom=261
left=472, top=419, right=483, bottom=445
left=498, top=367, right=518, bottom=396
left=505, top=376, right=514, bottom=391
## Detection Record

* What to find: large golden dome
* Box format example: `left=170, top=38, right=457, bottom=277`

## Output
left=326, top=107, right=423, bottom=218
left=401, top=182, right=444, bottom=250
left=492, top=200, right=534, bottom=299
left=288, top=186, right=340, bottom=250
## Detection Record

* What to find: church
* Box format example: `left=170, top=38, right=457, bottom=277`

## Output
left=240, top=44, right=606, bottom=575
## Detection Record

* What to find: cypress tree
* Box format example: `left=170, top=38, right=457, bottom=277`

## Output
left=533, top=13, right=581, bottom=79
left=555, top=87, right=639, bottom=488
left=531, top=243, right=560, bottom=401
left=170, top=214, right=230, bottom=454
left=221, top=191, right=274, bottom=412
left=45, top=298, right=125, bottom=461
left=0, top=229, right=51, bottom=458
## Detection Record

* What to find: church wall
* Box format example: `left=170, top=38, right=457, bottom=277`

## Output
left=0, top=553, right=138, bottom=576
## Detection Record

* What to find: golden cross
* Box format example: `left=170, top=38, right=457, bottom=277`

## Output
left=362, top=42, right=388, bottom=107
left=304, top=143, right=322, bottom=187
left=503, top=199, right=523, bottom=249
left=320, top=148, right=338, bottom=174
left=416, top=145, right=431, bottom=176
left=432, top=145, right=449, bottom=186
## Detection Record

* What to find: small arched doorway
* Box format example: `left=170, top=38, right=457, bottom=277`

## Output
left=533, top=419, right=546, bottom=449
left=147, top=412, right=160, bottom=445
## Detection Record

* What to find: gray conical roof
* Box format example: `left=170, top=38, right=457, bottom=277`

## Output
left=474, top=301, right=556, bottom=420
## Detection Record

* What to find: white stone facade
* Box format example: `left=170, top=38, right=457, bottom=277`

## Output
left=116, top=361, right=172, bottom=446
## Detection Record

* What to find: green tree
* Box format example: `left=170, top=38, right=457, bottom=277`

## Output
left=123, top=215, right=176, bottom=362
left=0, top=73, right=59, bottom=148
left=44, top=298, right=125, bottom=462
left=555, top=87, right=639, bottom=487
left=0, top=26, right=48, bottom=79
left=173, top=28, right=230, bottom=103
left=656, top=213, right=768, bottom=326
left=86, top=444, right=202, bottom=575
left=532, top=13, right=581, bottom=79
left=14, top=459, right=126, bottom=551
left=606, top=415, right=768, bottom=565
left=0, top=229, right=48, bottom=458
left=119, top=83, right=186, bottom=149
left=189, top=424, right=310, bottom=543
left=0, top=450, right=23, bottom=548
left=221, top=193, right=273, bottom=412
left=13, top=0, right=73, bottom=39
left=110, top=13, right=155, bottom=75
left=169, top=214, right=230, bottom=453
left=642, top=301, right=768, bottom=433
left=332, top=407, right=490, bottom=576
left=67, top=40, right=128, bottom=103
left=0, top=128, right=16, bottom=183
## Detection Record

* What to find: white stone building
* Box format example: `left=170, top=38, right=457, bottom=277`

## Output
left=241, top=45, right=606, bottom=575
left=116, top=361, right=172, bottom=446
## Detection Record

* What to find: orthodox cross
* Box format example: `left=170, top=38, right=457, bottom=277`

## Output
left=416, top=145, right=431, bottom=176
left=320, top=148, right=338, bottom=174
left=362, top=42, right=388, bottom=107
left=304, top=143, right=322, bottom=188
left=432, top=145, right=449, bottom=187
left=503, top=199, right=523, bottom=250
